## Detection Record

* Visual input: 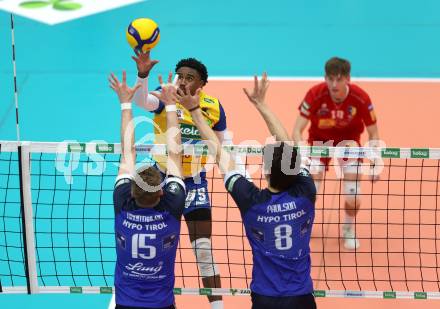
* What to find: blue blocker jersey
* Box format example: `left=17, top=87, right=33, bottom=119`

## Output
left=113, top=175, right=186, bottom=308
left=225, top=168, right=316, bottom=297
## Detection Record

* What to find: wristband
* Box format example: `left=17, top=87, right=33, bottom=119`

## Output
left=165, top=105, right=177, bottom=112
left=188, top=105, right=200, bottom=112
left=121, top=103, right=132, bottom=110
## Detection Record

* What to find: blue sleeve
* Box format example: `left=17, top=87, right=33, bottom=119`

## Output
left=152, top=86, right=165, bottom=114
left=113, top=178, right=132, bottom=215
left=212, top=102, right=227, bottom=131
left=225, top=173, right=260, bottom=216
left=161, top=177, right=186, bottom=220
left=289, top=168, right=316, bottom=203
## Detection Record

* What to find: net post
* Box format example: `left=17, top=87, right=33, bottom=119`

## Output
left=18, top=142, right=39, bottom=293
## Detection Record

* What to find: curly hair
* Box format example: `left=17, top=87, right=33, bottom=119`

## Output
left=175, top=58, right=208, bottom=84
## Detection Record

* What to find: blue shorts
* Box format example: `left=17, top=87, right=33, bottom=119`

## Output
left=156, top=166, right=211, bottom=216
left=182, top=174, right=211, bottom=216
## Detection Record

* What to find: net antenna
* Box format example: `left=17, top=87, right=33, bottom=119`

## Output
left=10, top=13, right=20, bottom=142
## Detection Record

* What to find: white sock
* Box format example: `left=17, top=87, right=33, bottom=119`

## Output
left=344, top=214, right=355, bottom=226
left=210, top=300, right=224, bottom=309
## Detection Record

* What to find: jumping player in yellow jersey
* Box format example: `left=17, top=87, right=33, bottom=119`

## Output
left=132, top=51, right=225, bottom=309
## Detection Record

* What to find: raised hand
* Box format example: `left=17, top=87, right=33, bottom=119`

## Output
left=243, top=72, right=270, bottom=106
left=150, top=72, right=179, bottom=105
left=109, top=71, right=141, bottom=103
left=177, top=85, right=201, bottom=111
left=131, top=50, right=159, bottom=76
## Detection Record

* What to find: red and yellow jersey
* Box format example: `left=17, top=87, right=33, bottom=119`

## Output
left=298, top=82, right=377, bottom=145
left=152, top=90, right=227, bottom=177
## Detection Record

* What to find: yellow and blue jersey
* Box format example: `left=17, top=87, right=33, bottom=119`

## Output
left=151, top=90, right=227, bottom=178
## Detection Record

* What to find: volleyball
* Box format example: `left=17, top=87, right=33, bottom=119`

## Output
left=126, top=18, right=160, bottom=52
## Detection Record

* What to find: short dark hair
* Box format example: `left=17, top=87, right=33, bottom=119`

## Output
left=325, top=57, right=351, bottom=77
left=175, top=58, right=208, bottom=85
left=263, top=142, right=300, bottom=191
left=131, top=166, right=162, bottom=205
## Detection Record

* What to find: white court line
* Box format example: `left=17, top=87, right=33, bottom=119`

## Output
left=209, top=76, right=440, bottom=82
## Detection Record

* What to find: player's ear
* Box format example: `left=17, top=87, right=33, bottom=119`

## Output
left=346, top=74, right=351, bottom=83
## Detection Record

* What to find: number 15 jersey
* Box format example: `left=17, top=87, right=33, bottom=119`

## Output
left=225, top=169, right=316, bottom=297
left=113, top=175, right=186, bottom=308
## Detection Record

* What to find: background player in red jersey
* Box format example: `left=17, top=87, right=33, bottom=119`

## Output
left=292, top=57, right=380, bottom=250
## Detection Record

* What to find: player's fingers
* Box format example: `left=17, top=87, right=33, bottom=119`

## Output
left=253, top=75, right=259, bottom=92
left=185, top=84, right=191, bottom=96
left=133, top=83, right=142, bottom=92
left=131, top=56, right=138, bottom=62
left=109, top=79, right=118, bottom=88
left=177, top=88, right=185, bottom=97
left=134, top=49, right=140, bottom=57
left=172, top=75, right=179, bottom=86
left=122, top=71, right=127, bottom=84
left=171, top=92, right=180, bottom=103
left=110, top=73, right=119, bottom=85
left=167, top=71, right=173, bottom=84
left=158, top=75, right=164, bottom=87
left=243, top=88, right=252, bottom=100
left=150, top=91, right=160, bottom=99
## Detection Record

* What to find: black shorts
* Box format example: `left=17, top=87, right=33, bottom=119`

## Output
left=116, top=305, right=175, bottom=309
left=184, top=207, right=211, bottom=221
left=251, top=292, right=316, bottom=309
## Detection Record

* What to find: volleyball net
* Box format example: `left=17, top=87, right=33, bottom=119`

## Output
left=1, top=141, right=440, bottom=300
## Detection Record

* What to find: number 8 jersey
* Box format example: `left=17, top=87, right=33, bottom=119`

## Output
left=225, top=168, right=316, bottom=297
left=113, top=175, right=186, bottom=308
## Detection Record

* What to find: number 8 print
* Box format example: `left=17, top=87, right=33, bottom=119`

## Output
left=274, top=224, right=293, bottom=250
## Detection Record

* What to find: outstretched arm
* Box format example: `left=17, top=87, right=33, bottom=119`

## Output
left=151, top=73, right=183, bottom=178
left=131, top=50, right=161, bottom=111
left=292, top=115, right=309, bottom=144
left=177, top=86, right=235, bottom=174
left=243, top=73, right=290, bottom=142
left=109, top=71, right=141, bottom=177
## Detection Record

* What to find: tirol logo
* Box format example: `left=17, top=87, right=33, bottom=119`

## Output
left=70, top=287, right=83, bottom=294
left=180, top=124, right=201, bottom=140
left=96, top=144, right=114, bottom=153
left=230, top=289, right=238, bottom=296
left=125, top=262, right=163, bottom=276
left=314, top=290, right=326, bottom=297
left=173, top=288, right=182, bottom=295
left=68, top=143, right=85, bottom=153
left=310, top=147, right=329, bottom=157
left=100, top=287, right=113, bottom=294
left=414, top=292, right=427, bottom=299
left=199, top=288, right=212, bottom=296
left=383, top=291, right=396, bottom=299
left=411, top=148, right=429, bottom=158
left=381, top=148, right=400, bottom=158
